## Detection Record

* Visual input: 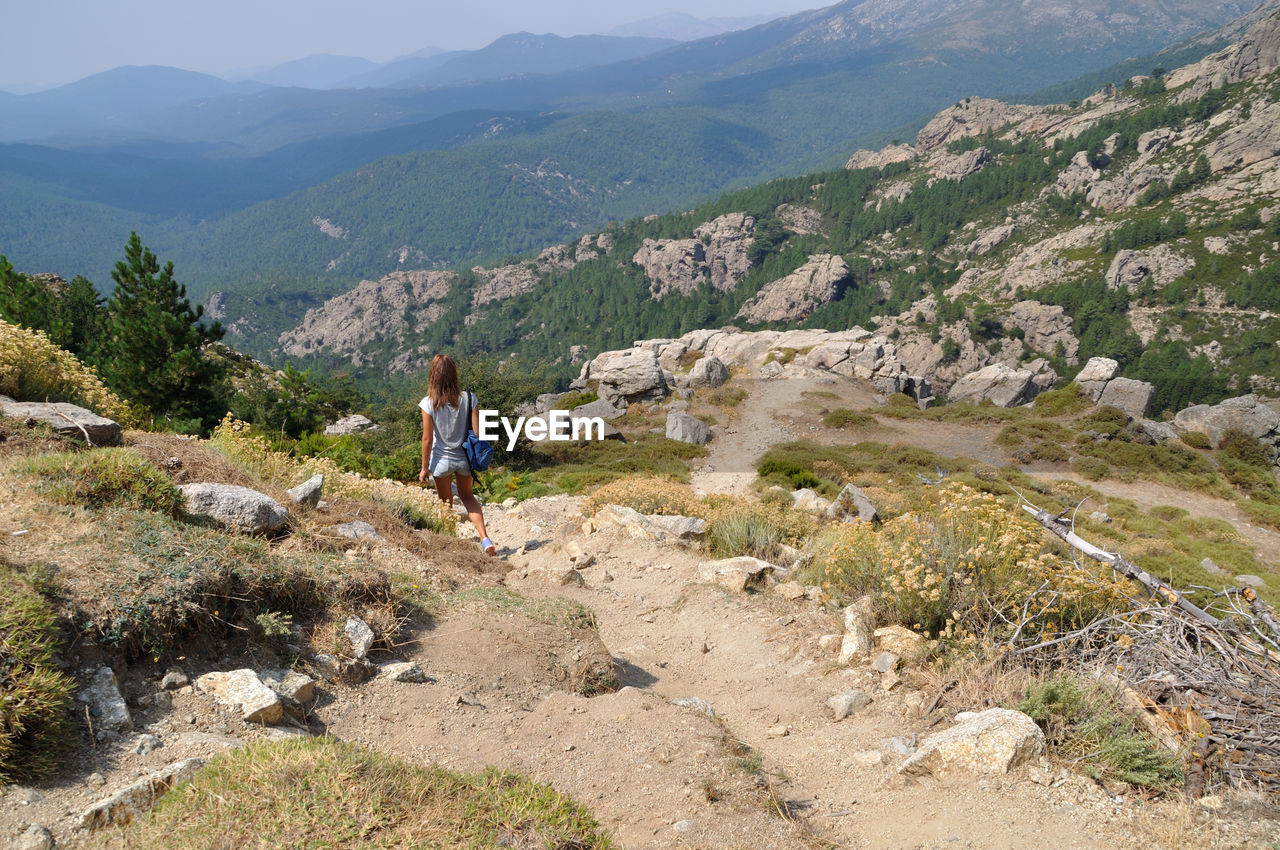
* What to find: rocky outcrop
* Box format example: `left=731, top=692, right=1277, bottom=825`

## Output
left=1168, top=6, right=1280, bottom=89
left=324, top=414, right=378, bottom=436
left=179, top=483, right=290, bottom=535
left=1087, top=165, right=1170, bottom=212
left=633, top=213, right=756, bottom=299
left=470, top=262, right=540, bottom=306
left=846, top=143, right=917, bottom=170
left=915, top=98, right=1042, bottom=152
left=1204, top=99, right=1280, bottom=173
left=1006, top=301, right=1078, bottom=362
left=1106, top=245, right=1194, bottom=290
left=899, top=708, right=1045, bottom=777
left=1175, top=394, right=1280, bottom=450
left=736, top=254, right=849, bottom=324
left=0, top=398, right=122, bottom=446
left=775, top=203, right=824, bottom=234
left=280, top=270, right=454, bottom=364
left=947, top=363, right=1038, bottom=407
left=969, top=223, right=1015, bottom=255
left=929, top=146, right=993, bottom=181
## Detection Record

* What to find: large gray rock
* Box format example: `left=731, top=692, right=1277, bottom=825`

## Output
left=323, top=414, right=378, bottom=436
left=79, top=758, right=205, bottom=830
left=179, top=483, right=289, bottom=535
left=1098, top=377, right=1154, bottom=419
left=587, top=348, right=669, bottom=406
left=344, top=616, right=375, bottom=659
left=687, top=355, right=729, bottom=389
left=258, top=669, right=316, bottom=704
left=571, top=398, right=626, bottom=421
left=828, top=483, right=878, bottom=523
left=1074, top=357, right=1119, bottom=401
left=330, top=520, right=384, bottom=543
left=0, top=398, right=121, bottom=446
left=195, top=669, right=284, bottom=724
left=666, top=412, right=711, bottom=445
left=286, top=473, right=324, bottom=509
left=899, top=708, right=1045, bottom=778
left=1174, top=394, right=1280, bottom=448
left=947, top=363, right=1037, bottom=407
left=78, top=667, right=132, bottom=741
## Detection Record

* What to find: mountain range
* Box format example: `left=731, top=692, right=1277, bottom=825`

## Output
left=0, top=0, right=1264, bottom=339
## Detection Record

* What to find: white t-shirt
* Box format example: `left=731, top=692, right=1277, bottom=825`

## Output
left=419, top=391, right=475, bottom=460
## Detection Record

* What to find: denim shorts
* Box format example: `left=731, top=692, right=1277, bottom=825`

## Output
left=429, top=450, right=472, bottom=479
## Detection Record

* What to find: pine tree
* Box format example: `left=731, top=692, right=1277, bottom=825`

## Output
left=100, top=233, right=227, bottom=428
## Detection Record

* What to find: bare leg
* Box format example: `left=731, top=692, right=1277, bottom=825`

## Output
left=432, top=474, right=454, bottom=509
left=454, top=474, right=491, bottom=544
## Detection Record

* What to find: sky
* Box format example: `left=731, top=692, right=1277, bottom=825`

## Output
left=3, top=0, right=825, bottom=92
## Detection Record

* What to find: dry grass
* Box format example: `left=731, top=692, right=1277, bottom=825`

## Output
left=88, top=737, right=615, bottom=849
left=0, top=319, right=138, bottom=423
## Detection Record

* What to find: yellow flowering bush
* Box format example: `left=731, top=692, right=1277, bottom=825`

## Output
left=811, top=482, right=1134, bottom=647
left=209, top=415, right=454, bottom=534
left=583, top=476, right=707, bottom=518
left=0, top=319, right=138, bottom=424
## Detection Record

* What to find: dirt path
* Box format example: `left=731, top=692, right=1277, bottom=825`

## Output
left=319, top=497, right=1146, bottom=849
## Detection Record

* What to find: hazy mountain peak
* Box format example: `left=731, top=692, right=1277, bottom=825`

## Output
left=251, top=54, right=379, bottom=89
left=606, top=11, right=783, bottom=40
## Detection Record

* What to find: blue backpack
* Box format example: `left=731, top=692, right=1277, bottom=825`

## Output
left=460, top=391, right=494, bottom=472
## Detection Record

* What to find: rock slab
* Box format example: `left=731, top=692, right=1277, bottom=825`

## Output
left=79, top=758, right=205, bottom=830
left=286, top=473, right=324, bottom=508
left=899, top=708, right=1045, bottom=777
left=195, top=669, right=284, bottom=724
left=78, top=666, right=132, bottom=741
left=696, top=556, right=776, bottom=592
left=0, top=398, right=122, bottom=446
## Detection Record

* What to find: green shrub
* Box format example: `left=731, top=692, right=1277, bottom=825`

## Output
left=1180, top=431, right=1211, bottom=450
left=16, top=448, right=183, bottom=515
left=706, top=386, right=748, bottom=408
left=0, top=561, right=76, bottom=781
left=98, top=737, right=614, bottom=849
left=1218, top=427, right=1273, bottom=469
left=757, top=459, right=821, bottom=490
left=1238, top=499, right=1280, bottom=531
left=1018, top=674, right=1181, bottom=790
left=822, top=408, right=878, bottom=428
left=1072, top=457, right=1110, bottom=480
left=1074, top=406, right=1131, bottom=438
left=1032, top=384, right=1091, bottom=416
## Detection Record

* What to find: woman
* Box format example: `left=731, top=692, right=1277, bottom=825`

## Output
left=419, top=354, right=496, bottom=555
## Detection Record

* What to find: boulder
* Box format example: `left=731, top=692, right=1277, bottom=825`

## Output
left=286, top=473, right=324, bottom=509
left=195, top=670, right=284, bottom=724
left=78, top=667, right=132, bottom=741
left=666, top=412, right=711, bottom=445
left=791, top=488, right=833, bottom=516
left=79, top=758, right=206, bottom=830
left=828, top=483, right=878, bottom=523
left=947, top=363, right=1037, bottom=407
left=588, top=348, right=669, bottom=406
left=1097, top=377, right=1154, bottom=419
left=696, top=556, right=776, bottom=592
left=11, top=824, right=54, bottom=850
left=311, top=653, right=374, bottom=685
left=687, top=355, right=729, bottom=389
left=838, top=596, right=876, bottom=664
left=899, top=708, right=1045, bottom=778
left=179, top=483, right=289, bottom=535
left=571, top=398, right=626, bottom=421
left=0, top=398, right=122, bottom=445
left=324, top=414, right=378, bottom=436
left=1137, top=419, right=1178, bottom=443
left=1174, top=394, right=1280, bottom=448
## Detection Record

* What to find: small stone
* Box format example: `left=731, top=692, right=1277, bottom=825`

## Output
left=132, top=733, right=162, bottom=755
left=851, top=750, right=883, bottom=767
left=880, top=671, right=901, bottom=691
left=344, top=616, right=375, bottom=659
left=817, top=634, right=841, bottom=653
left=881, top=736, right=916, bottom=756
left=332, top=521, right=384, bottom=544
left=1236, top=574, right=1266, bottom=588
left=88, top=772, right=106, bottom=786
left=776, top=615, right=795, bottom=626
left=874, top=625, right=926, bottom=661
left=258, top=669, right=316, bottom=704
left=767, top=725, right=790, bottom=737
left=15, top=787, right=43, bottom=804
left=672, top=697, right=716, bottom=717
left=564, top=540, right=595, bottom=567
left=827, top=689, right=871, bottom=721
left=378, top=661, right=427, bottom=683
left=873, top=651, right=901, bottom=673
left=1089, top=511, right=1111, bottom=524
left=160, top=670, right=189, bottom=690
left=78, top=666, right=133, bottom=741
left=1201, top=557, right=1228, bottom=576
left=11, top=824, right=54, bottom=850
left=286, top=474, right=324, bottom=509
left=899, top=708, right=1045, bottom=778
left=546, top=565, right=585, bottom=587
left=1198, top=794, right=1224, bottom=810
left=775, top=581, right=806, bottom=601
left=672, top=820, right=692, bottom=832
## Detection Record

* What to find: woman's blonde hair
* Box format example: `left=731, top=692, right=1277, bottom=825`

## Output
left=428, top=354, right=461, bottom=409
